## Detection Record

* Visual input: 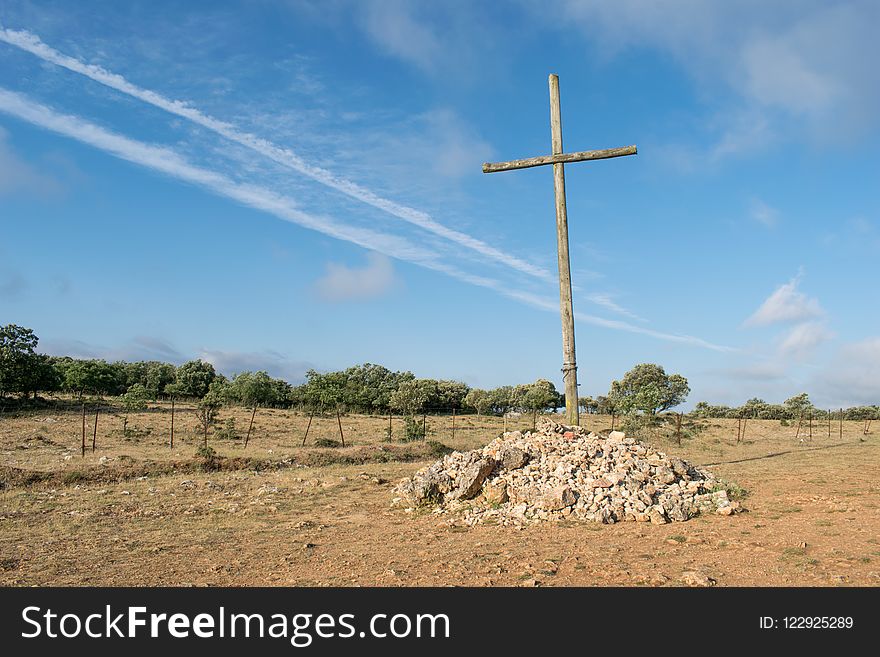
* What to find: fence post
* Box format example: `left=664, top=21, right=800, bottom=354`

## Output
left=302, top=411, right=314, bottom=446
left=81, top=403, right=86, bottom=457
left=170, top=396, right=175, bottom=449
left=452, top=407, right=456, bottom=441
left=92, top=407, right=99, bottom=452
left=336, top=407, right=345, bottom=447
left=244, top=405, right=257, bottom=448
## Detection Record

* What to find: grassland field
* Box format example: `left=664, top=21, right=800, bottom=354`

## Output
left=1, top=398, right=878, bottom=586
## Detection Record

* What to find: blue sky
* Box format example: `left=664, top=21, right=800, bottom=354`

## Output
left=1, top=1, right=879, bottom=408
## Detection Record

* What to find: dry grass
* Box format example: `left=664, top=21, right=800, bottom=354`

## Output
left=1, top=403, right=878, bottom=586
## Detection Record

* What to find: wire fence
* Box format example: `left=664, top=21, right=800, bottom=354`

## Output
left=1, top=394, right=875, bottom=453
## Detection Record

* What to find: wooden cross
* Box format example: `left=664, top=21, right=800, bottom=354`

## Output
left=482, top=74, right=637, bottom=425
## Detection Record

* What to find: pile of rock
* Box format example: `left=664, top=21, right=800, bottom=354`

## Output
left=393, top=418, right=742, bottom=525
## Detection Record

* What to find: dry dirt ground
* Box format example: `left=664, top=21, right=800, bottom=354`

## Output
left=1, top=401, right=878, bottom=586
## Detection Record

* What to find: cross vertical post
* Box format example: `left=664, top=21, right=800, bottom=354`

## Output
left=548, top=74, right=579, bottom=425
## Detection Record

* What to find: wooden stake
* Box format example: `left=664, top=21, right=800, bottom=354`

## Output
left=244, top=405, right=257, bottom=449
left=611, top=413, right=616, bottom=431
left=203, top=417, right=208, bottom=448
left=388, top=410, right=392, bottom=440
left=451, top=407, right=456, bottom=441
left=549, top=74, right=579, bottom=426
left=795, top=414, right=802, bottom=441
left=92, top=408, right=98, bottom=452
left=336, top=408, right=345, bottom=447
left=839, top=408, right=843, bottom=440
left=81, top=403, right=86, bottom=457
left=741, top=415, right=748, bottom=442
left=170, top=396, right=175, bottom=449
left=675, top=412, right=683, bottom=446
left=302, top=411, right=314, bottom=446
left=736, top=417, right=742, bottom=443
left=809, top=410, right=813, bottom=441
left=422, top=414, right=427, bottom=441
left=828, top=409, right=831, bottom=439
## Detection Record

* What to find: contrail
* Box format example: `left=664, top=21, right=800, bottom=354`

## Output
left=504, top=289, right=733, bottom=352
left=0, top=87, right=477, bottom=283
left=0, top=88, right=731, bottom=352
left=0, top=25, right=553, bottom=282
left=582, top=292, right=647, bottom=323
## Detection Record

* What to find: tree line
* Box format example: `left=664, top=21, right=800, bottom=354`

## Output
left=0, top=324, right=564, bottom=418
left=691, top=394, right=878, bottom=421
left=8, top=323, right=871, bottom=424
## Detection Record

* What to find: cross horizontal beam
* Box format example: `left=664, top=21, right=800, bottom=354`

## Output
left=482, top=144, right=637, bottom=174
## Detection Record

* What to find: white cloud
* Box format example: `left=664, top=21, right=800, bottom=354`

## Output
left=359, top=0, right=444, bottom=72
left=351, top=0, right=497, bottom=79
left=744, top=274, right=823, bottom=327
left=739, top=32, right=841, bottom=118
left=749, top=198, right=779, bottom=228
left=39, top=334, right=313, bottom=382
left=199, top=348, right=313, bottom=383
left=40, top=335, right=184, bottom=363
left=416, top=109, right=494, bottom=179
left=723, top=361, right=788, bottom=382
left=813, top=337, right=880, bottom=407
left=129, top=336, right=185, bottom=362
left=709, top=109, right=774, bottom=160
left=778, top=321, right=834, bottom=359
left=314, top=252, right=395, bottom=302
left=547, top=1, right=880, bottom=147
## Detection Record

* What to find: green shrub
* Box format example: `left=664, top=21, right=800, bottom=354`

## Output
left=215, top=418, right=237, bottom=440
left=403, top=416, right=426, bottom=441
left=195, top=444, right=218, bottom=471
left=195, top=444, right=216, bottom=459
left=314, top=437, right=341, bottom=448
left=62, top=471, right=86, bottom=485
left=710, top=480, right=749, bottom=501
